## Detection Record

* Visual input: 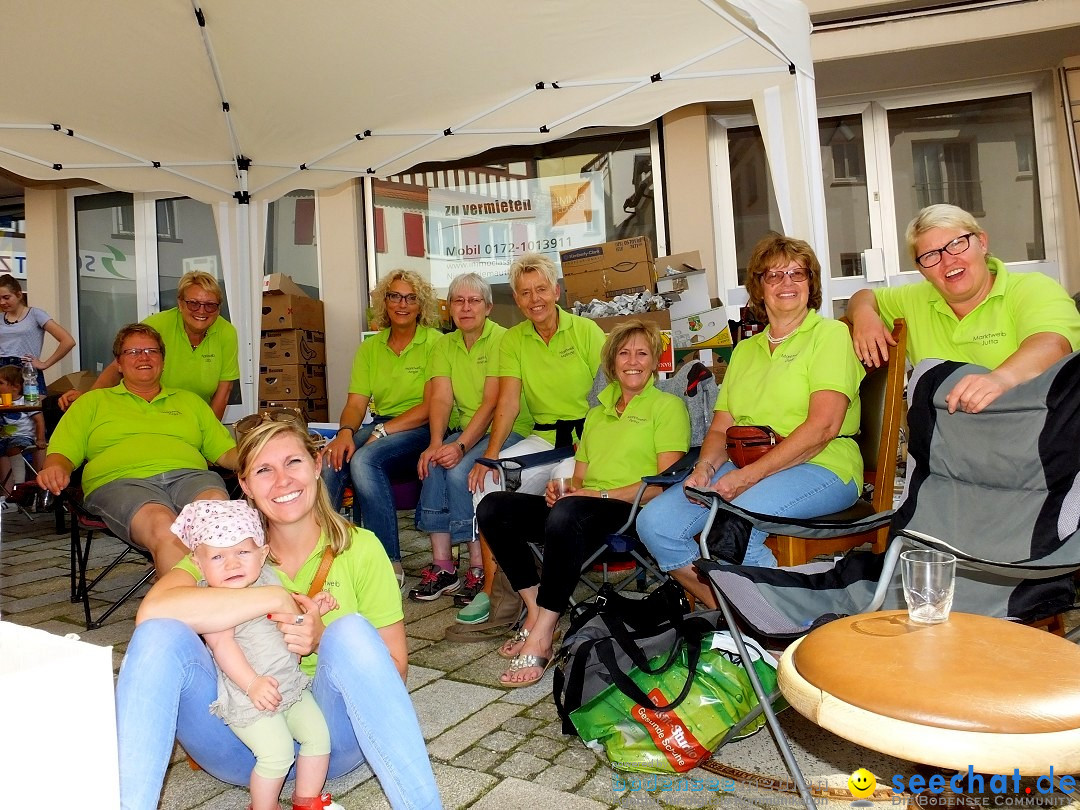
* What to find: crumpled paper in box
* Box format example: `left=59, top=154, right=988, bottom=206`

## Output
left=572, top=292, right=668, bottom=319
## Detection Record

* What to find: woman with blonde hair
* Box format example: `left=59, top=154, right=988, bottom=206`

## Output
left=115, top=416, right=440, bottom=810
left=59, top=269, right=239, bottom=419
left=321, top=269, right=441, bottom=581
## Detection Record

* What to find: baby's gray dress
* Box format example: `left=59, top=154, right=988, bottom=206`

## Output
left=204, top=566, right=311, bottom=728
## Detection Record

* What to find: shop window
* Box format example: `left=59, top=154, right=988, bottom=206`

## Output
left=112, top=199, right=179, bottom=240
left=830, top=141, right=865, bottom=185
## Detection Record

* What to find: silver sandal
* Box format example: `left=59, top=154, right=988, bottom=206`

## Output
left=498, top=627, right=529, bottom=659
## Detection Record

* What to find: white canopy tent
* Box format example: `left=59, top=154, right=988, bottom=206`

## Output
left=3, top=0, right=828, bottom=411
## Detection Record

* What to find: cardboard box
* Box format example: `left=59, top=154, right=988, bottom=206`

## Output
left=262, top=273, right=308, bottom=297
left=671, top=306, right=733, bottom=350
left=259, top=399, right=330, bottom=423
left=559, top=237, right=654, bottom=306
left=587, top=308, right=671, bottom=334
left=655, top=251, right=710, bottom=320
left=260, top=330, right=326, bottom=365
left=258, top=364, right=327, bottom=401
left=261, top=294, right=325, bottom=332
left=46, top=370, right=99, bottom=395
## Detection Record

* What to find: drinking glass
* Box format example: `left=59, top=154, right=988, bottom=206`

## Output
left=900, top=549, right=956, bottom=624
left=550, top=476, right=574, bottom=501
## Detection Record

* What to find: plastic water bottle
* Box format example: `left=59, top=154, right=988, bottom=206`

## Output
left=21, top=359, right=39, bottom=404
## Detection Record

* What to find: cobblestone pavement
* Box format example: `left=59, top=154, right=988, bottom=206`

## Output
left=3, top=506, right=940, bottom=809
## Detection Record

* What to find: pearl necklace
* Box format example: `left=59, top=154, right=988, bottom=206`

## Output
left=767, top=330, right=795, bottom=345
left=615, top=399, right=627, bottom=416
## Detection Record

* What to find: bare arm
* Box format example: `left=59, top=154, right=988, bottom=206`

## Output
left=552, top=451, right=686, bottom=505
left=710, top=390, right=849, bottom=501
left=945, top=332, right=1072, bottom=414
left=468, top=376, right=522, bottom=491
left=682, top=411, right=735, bottom=491
left=215, top=447, right=239, bottom=471
left=204, top=627, right=282, bottom=711
left=378, top=620, right=409, bottom=682
left=425, top=376, right=501, bottom=472
left=848, top=289, right=896, bottom=368
left=34, top=319, right=77, bottom=370
left=417, top=376, right=454, bottom=479
left=209, top=379, right=235, bottom=421
left=323, top=392, right=370, bottom=471
left=136, top=566, right=298, bottom=633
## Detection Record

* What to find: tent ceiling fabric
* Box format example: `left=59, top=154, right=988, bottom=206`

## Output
left=3, top=0, right=812, bottom=203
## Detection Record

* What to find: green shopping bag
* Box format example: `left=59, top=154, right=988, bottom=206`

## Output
left=569, top=630, right=783, bottom=773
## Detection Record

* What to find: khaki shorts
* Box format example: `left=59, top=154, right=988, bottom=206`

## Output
left=84, top=469, right=228, bottom=544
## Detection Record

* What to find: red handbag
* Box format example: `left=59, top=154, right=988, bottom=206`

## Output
left=726, top=425, right=782, bottom=468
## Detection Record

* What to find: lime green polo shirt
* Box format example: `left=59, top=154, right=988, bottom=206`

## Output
left=427, top=319, right=533, bottom=438
left=348, top=325, right=440, bottom=417
left=498, top=308, right=605, bottom=444
left=874, top=258, right=1080, bottom=367
left=176, top=526, right=403, bottom=677
left=48, top=384, right=236, bottom=495
left=716, top=310, right=864, bottom=485
left=576, top=379, right=690, bottom=490
left=143, top=308, right=240, bottom=404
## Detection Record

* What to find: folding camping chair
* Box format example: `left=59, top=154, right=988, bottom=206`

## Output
left=681, top=352, right=1080, bottom=806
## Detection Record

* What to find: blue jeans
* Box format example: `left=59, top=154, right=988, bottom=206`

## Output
left=321, top=419, right=430, bottom=561
left=415, top=431, right=523, bottom=543
left=115, top=615, right=440, bottom=810
left=636, top=461, right=859, bottom=569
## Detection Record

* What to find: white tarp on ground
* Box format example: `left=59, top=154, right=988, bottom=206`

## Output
left=2, top=0, right=826, bottom=410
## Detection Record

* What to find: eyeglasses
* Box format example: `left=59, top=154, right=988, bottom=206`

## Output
left=235, top=407, right=314, bottom=441
left=183, top=299, right=221, bottom=313
left=914, top=233, right=975, bottom=269
left=385, top=291, right=419, bottom=305
left=450, top=296, right=485, bottom=308
left=119, top=347, right=163, bottom=358
left=759, top=268, right=810, bottom=285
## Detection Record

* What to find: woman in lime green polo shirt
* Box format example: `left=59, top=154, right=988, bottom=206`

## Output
left=58, top=270, right=240, bottom=420
left=849, top=204, right=1080, bottom=414
left=477, top=319, right=690, bottom=687
left=636, top=234, right=865, bottom=607
left=321, top=269, right=440, bottom=581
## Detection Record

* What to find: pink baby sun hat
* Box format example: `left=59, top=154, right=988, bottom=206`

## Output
left=171, top=500, right=266, bottom=552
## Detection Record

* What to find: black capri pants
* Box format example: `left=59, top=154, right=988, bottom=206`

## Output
left=477, top=491, right=634, bottom=614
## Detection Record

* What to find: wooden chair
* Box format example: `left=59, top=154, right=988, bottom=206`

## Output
left=766, top=318, right=907, bottom=566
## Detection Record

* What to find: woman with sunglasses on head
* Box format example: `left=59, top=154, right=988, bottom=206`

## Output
left=37, top=323, right=237, bottom=575
left=849, top=204, right=1080, bottom=414
left=321, top=269, right=440, bottom=584
left=59, top=270, right=239, bottom=419
left=116, top=417, right=441, bottom=810
left=0, top=272, right=76, bottom=396
left=636, top=234, right=865, bottom=605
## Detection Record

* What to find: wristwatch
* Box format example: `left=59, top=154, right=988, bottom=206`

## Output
left=457, top=441, right=466, bottom=453
left=600, top=490, right=609, bottom=499
left=371, top=423, right=388, bottom=440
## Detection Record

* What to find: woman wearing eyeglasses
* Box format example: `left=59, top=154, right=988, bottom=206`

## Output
left=59, top=270, right=239, bottom=420
left=321, top=269, right=440, bottom=583
left=409, top=272, right=531, bottom=604
left=636, top=234, right=865, bottom=603
left=849, top=204, right=1080, bottom=414
left=37, top=323, right=237, bottom=574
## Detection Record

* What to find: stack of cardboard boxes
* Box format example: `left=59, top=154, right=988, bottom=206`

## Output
left=258, top=274, right=329, bottom=422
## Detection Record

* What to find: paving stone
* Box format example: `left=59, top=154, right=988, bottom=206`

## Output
left=450, top=746, right=503, bottom=771
left=323, top=761, right=374, bottom=796
left=409, top=678, right=502, bottom=739
left=469, top=776, right=611, bottom=809
left=477, top=728, right=523, bottom=753
left=410, top=634, right=503, bottom=671
left=427, top=700, right=522, bottom=760
left=525, top=700, right=561, bottom=721
left=556, top=744, right=606, bottom=770
left=431, top=761, right=498, bottom=809
left=534, top=763, right=588, bottom=791
left=405, top=663, right=444, bottom=692
left=1, top=566, right=71, bottom=591
left=157, top=761, right=232, bottom=810
left=494, top=751, right=548, bottom=779
left=515, top=735, right=568, bottom=759
left=403, top=605, right=460, bottom=641
left=581, top=767, right=632, bottom=804
left=501, top=715, right=543, bottom=734
left=537, top=719, right=572, bottom=739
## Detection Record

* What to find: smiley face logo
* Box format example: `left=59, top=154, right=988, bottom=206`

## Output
left=848, top=768, right=877, bottom=799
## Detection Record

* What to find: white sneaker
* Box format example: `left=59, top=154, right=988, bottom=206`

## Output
left=0, top=498, right=19, bottom=513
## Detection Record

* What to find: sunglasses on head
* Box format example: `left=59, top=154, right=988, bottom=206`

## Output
left=235, top=407, right=307, bottom=438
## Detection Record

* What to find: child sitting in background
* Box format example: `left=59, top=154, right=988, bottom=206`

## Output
left=172, top=500, right=345, bottom=810
left=0, top=364, right=46, bottom=511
